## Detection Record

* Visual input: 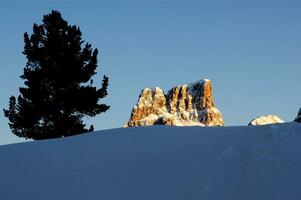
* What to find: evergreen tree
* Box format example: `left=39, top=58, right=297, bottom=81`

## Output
left=4, top=10, right=109, bottom=140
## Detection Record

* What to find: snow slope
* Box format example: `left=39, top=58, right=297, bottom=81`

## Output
left=0, top=123, right=301, bottom=200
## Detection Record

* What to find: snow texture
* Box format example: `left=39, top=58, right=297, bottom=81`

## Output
left=0, top=123, right=301, bottom=200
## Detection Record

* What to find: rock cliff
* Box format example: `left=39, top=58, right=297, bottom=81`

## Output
left=294, top=108, right=301, bottom=123
left=125, top=79, right=224, bottom=127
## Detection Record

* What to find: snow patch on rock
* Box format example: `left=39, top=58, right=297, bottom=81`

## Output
left=248, top=115, right=284, bottom=126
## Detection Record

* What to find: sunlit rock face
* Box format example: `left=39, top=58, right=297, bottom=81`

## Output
left=248, top=115, right=284, bottom=126
left=125, top=79, right=224, bottom=127
left=294, top=108, right=301, bottom=123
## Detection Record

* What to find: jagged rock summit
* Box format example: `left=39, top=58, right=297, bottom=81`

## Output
left=125, top=79, right=224, bottom=127
left=294, top=108, right=301, bottom=123
left=248, top=115, right=284, bottom=126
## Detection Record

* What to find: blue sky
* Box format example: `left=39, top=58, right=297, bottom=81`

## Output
left=0, top=0, right=300, bottom=144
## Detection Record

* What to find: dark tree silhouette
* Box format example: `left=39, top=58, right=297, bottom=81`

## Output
left=4, top=10, right=109, bottom=140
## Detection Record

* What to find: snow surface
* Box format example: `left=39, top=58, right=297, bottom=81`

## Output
left=0, top=123, right=301, bottom=200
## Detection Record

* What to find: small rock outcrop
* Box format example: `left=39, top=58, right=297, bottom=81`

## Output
left=248, top=115, right=284, bottom=126
left=125, top=79, right=224, bottom=127
left=294, top=108, right=301, bottom=123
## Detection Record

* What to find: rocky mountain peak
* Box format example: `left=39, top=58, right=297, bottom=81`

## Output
left=294, top=108, right=301, bottom=123
left=125, top=79, right=224, bottom=127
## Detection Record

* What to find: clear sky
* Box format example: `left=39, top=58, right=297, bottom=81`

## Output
left=0, top=0, right=300, bottom=145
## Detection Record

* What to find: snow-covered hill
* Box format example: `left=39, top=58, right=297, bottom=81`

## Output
left=0, top=123, right=301, bottom=200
